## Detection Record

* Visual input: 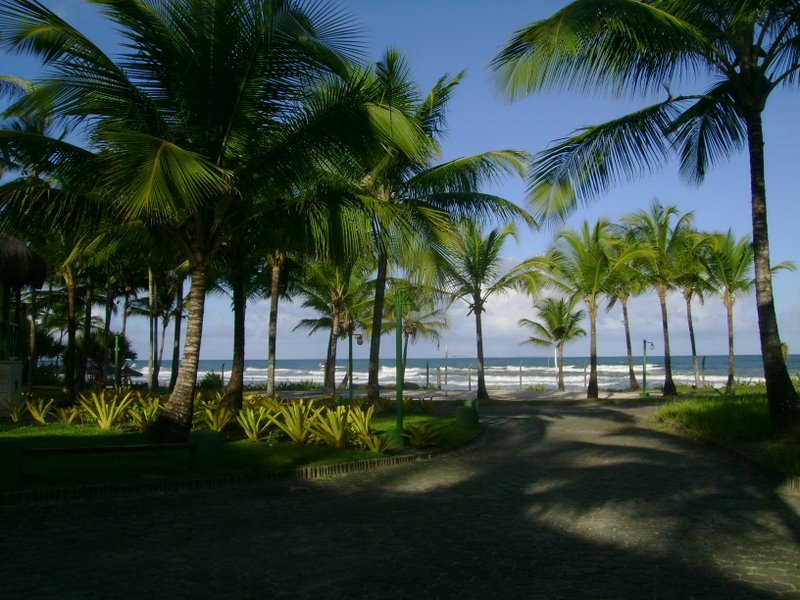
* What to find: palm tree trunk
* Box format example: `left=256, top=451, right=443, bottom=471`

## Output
left=587, top=300, right=598, bottom=399
left=724, top=296, right=736, bottom=396
left=147, top=268, right=158, bottom=391
left=684, top=292, right=702, bottom=391
left=267, top=253, right=283, bottom=397
left=745, top=110, right=800, bottom=429
left=26, top=288, right=37, bottom=393
left=224, top=267, right=246, bottom=410
left=657, top=287, right=677, bottom=396
left=64, top=276, right=77, bottom=397
left=169, top=277, right=183, bottom=391
left=556, top=342, right=565, bottom=392
left=367, top=248, right=388, bottom=402
left=323, top=309, right=339, bottom=397
left=152, top=262, right=208, bottom=442
left=620, top=297, right=639, bottom=390
left=473, top=298, right=489, bottom=400
left=79, top=284, right=92, bottom=391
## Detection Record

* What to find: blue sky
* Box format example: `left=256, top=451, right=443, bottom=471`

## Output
left=7, top=1, right=800, bottom=361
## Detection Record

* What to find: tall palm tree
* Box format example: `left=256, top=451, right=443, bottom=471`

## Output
left=493, top=0, right=800, bottom=428
left=344, top=49, right=531, bottom=402
left=672, top=229, right=713, bottom=391
left=548, top=219, right=615, bottom=399
left=0, top=0, right=413, bottom=439
left=440, top=218, right=520, bottom=400
left=605, top=228, right=646, bottom=391
left=622, top=202, right=693, bottom=396
left=519, top=296, right=586, bottom=391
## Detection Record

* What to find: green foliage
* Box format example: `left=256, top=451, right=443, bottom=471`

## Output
left=403, top=397, right=415, bottom=413
left=128, top=393, right=163, bottom=432
left=25, top=396, right=56, bottom=425
left=347, top=404, right=375, bottom=440
left=197, top=371, right=223, bottom=392
left=656, top=395, right=774, bottom=444
left=77, top=389, right=135, bottom=430
left=361, top=433, right=390, bottom=454
left=2, top=397, right=26, bottom=423
left=276, top=380, right=323, bottom=391
left=200, top=404, right=234, bottom=433
left=235, top=406, right=274, bottom=442
left=267, top=399, right=315, bottom=444
left=418, top=398, right=435, bottom=415
left=402, top=423, right=439, bottom=449
left=53, top=406, right=81, bottom=425
left=377, top=398, right=394, bottom=413
left=310, top=405, right=351, bottom=448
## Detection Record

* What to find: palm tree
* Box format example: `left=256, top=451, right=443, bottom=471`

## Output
left=0, top=0, right=411, bottom=439
left=701, top=229, right=760, bottom=396
left=519, top=296, right=586, bottom=391
left=672, top=229, right=713, bottom=391
left=343, top=49, right=531, bottom=402
left=548, top=219, right=615, bottom=399
left=493, top=0, right=800, bottom=427
left=382, top=281, right=448, bottom=370
left=440, top=218, right=520, bottom=400
left=622, top=202, right=693, bottom=396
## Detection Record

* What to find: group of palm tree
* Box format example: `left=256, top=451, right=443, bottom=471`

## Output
left=518, top=200, right=779, bottom=398
left=1, top=0, right=798, bottom=434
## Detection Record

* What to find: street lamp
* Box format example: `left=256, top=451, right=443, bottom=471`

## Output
left=349, top=329, right=364, bottom=401
left=641, top=339, right=655, bottom=397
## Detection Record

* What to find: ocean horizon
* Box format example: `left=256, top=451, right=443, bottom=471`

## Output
left=129, top=354, right=799, bottom=392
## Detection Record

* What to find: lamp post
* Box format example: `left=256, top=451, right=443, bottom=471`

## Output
left=641, top=339, right=654, bottom=397
left=349, top=329, right=363, bottom=401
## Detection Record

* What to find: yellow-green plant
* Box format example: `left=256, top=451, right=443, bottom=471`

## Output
left=310, top=405, right=351, bottom=448
left=362, top=433, right=389, bottom=454
left=78, top=389, right=135, bottom=430
left=402, top=423, right=439, bottom=449
left=53, top=406, right=81, bottom=425
left=129, top=394, right=163, bottom=432
left=419, top=398, right=435, bottom=415
left=403, top=397, right=415, bottom=413
left=347, top=405, right=375, bottom=440
left=235, top=405, right=273, bottom=441
left=25, top=396, right=56, bottom=425
left=267, top=399, right=315, bottom=444
left=201, top=404, right=234, bottom=432
left=3, top=398, right=26, bottom=423
left=377, top=398, right=394, bottom=413
left=348, top=396, right=370, bottom=410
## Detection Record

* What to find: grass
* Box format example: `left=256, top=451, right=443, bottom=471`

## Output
left=655, top=393, right=800, bottom=476
left=0, top=413, right=478, bottom=493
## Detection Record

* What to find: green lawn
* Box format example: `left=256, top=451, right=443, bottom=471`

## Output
left=0, top=413, right=478, bottom=493
left=655, top=393, right=800, bottom=476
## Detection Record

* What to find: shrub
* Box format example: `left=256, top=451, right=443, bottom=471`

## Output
left=402, top=423, right=439, bottom=449
left=197, top=371, right=223, bottom=392
left=418, top=398, right=435, bottom=415
left=267, top=399, right=315, bottom=444
left=347, top=405, right=375, bottom=441
left=236, top=405, right=274, bottom=442
left=362, top=433, right=389, bottom=454
left=311, top=405, right=351, bottom=448
left=53, top=406, right=81, bottom=425
left=25, top=396, right=56, bottom=425
left=129, top=393, right=163, bottom=432
left=200, top=404, right=234, bottom=433
left=78, top=389, right=135, bottom=430
left=2, top=397, right=26, bottom=423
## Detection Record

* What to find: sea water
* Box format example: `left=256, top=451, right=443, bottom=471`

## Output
left=131, top=354, right=800, bottom=392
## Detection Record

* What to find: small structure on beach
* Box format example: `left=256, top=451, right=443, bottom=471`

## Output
left=0, top=235, right=47, bottom=406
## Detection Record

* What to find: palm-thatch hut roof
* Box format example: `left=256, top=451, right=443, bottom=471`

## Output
left=0, top=235, right=47, bottom=288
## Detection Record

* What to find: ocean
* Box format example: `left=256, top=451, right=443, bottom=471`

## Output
left=130, top=354, right=800, bottom=392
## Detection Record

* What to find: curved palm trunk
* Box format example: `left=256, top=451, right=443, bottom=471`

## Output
left=169, top=278, right=184, bottom=391
left=587, top=300, right=598, bottom=399
left=323, top=309, right=339, bottom=397
left=224, top=267, right=245, bottom=410
left=657, top=287, right=677, bottom=396
left=745, top=111, right=799, bottom=428
left=620, top=297, right=639, bottom=390
left=367, top=248, right=388, bottom=402
left=556, top=342, right=565, bottom=392
left=473, top=297, right=489, bottom=400
left=152, top=262, right=207, bottom=442
left=683, top=292, right=702, bottom=391
left=266, top=253, right=283, bottom=397
left=724, top=296, right=736, bottom=396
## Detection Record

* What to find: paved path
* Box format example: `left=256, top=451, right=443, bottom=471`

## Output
left=1, top=403, right=799, bottom=599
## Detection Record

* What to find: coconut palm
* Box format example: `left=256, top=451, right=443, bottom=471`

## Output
left=342, top=49, right=531, bottom=402
left=493, top=0, right=800, bottom=427
left=519, top=296, right=586, bottom=391
left=548, top=219, right=616, bottom=399
left=622, top=202, right=693, bottom=396
left=439, top=218, right=521, bottom=400
left=0, top=0, right=416, bottom=439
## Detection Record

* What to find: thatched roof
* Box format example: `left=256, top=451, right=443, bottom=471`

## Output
left=0, top=235, right=47, bottom=288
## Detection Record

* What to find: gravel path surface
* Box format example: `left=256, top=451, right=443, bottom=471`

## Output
left=1, top=402, right=798, bottom=599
